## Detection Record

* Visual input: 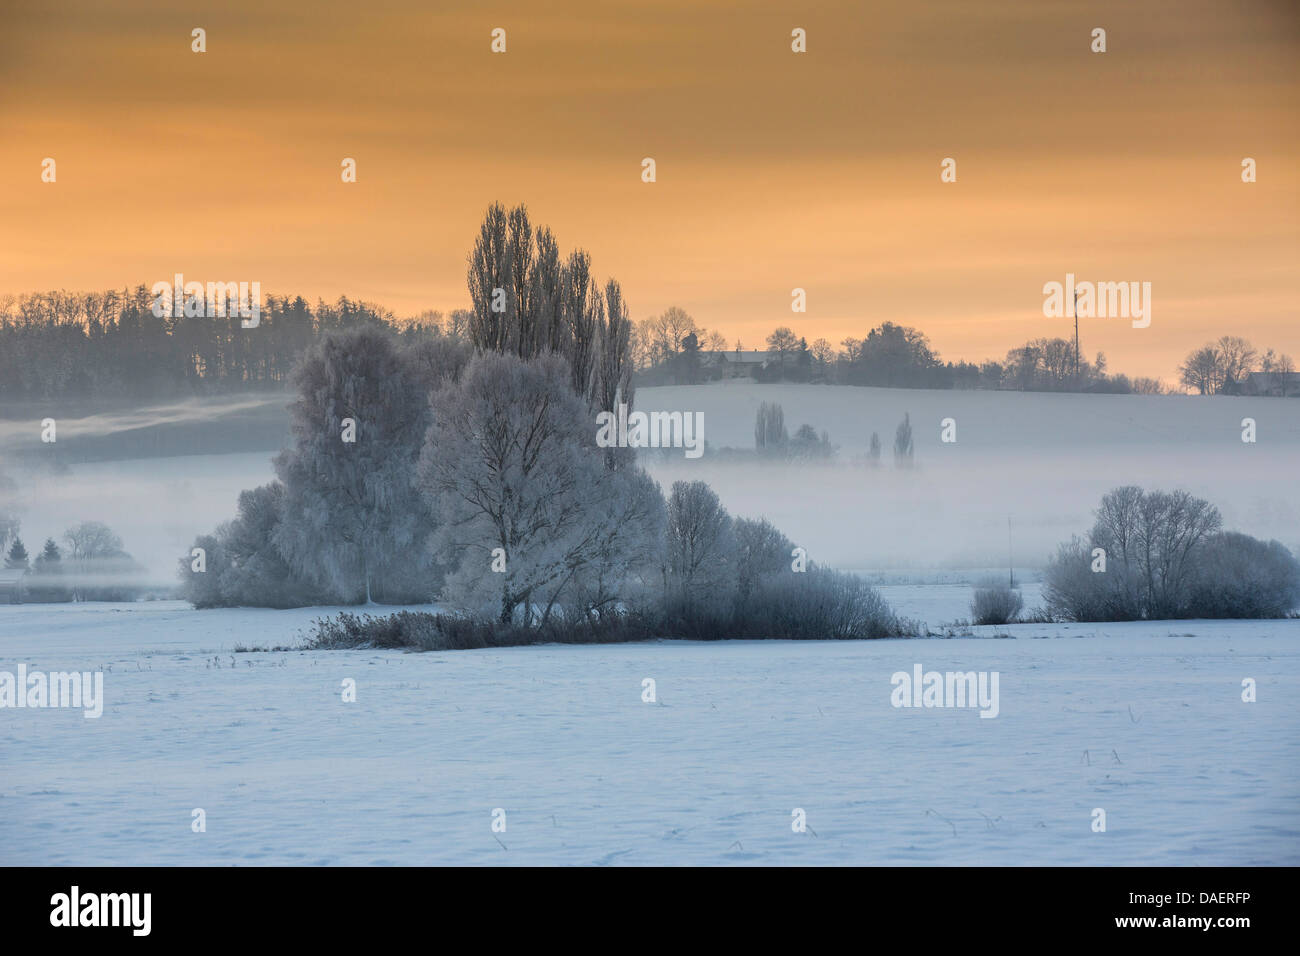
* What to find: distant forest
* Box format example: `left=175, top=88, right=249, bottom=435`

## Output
left=1, top=201, right=1292, bottom=404
left=0, top=290, right=1164, bottom=403
left=0, top=288, right=446, bottom=403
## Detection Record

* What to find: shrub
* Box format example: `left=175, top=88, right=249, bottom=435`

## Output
left=180, top=484, right=328, bottom=609
left=970, top=579, right=1024, bottom=625
left=304, top=609, right=655, bottom=651
left=736, top=566, right=916, bottom=639
left=1187, top=533, right=1300, bottom=619
left=654, top=565, right=916, bottom=640
left=1045, top=487, right=1299, bottom=621
left=305, top=566, right=918, bottom=649
left=1044, top=536, right=1136, bottom=622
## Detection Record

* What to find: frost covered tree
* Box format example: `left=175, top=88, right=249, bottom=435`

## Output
left=402, top=335, right=473, bottom=394
left=665, top=480, right=734, bottom=606
left=868, top=431, right=882, bottom=465
left=0, top=510, right=18, bottom=555
left=732, top=517, right=794, bottom=603
left=755, top=401, right=787, bottom=456
left=789, top=423, right=834, bottom=460
left=418, top=350, right=659, bottom=625
left=596, top=279, right=636, bottom=469
left=1098, top=486, right=1220, bottom=618
left=562, top=466, right=666, bottom=621
left=1047, top=486, right=1225, bottom=620
left=893, top=412, right=913, bottom=467
left=274, top=327, right=435, bottom=604
left=180, top=531, right=229, bottom=609
left=1188, top=533, right=1300, bottom=618
left=181, top=482, right=329, bottom=609
left=60, top=521, right=140, bottom=601
left=63, top=521, right=122, bottom=561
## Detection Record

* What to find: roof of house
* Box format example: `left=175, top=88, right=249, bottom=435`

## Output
left=0, top=569, right=28, bottom=585
left=701, top=350, right=770, bottom=364
left=1245, top=371, right=1300, bottom=384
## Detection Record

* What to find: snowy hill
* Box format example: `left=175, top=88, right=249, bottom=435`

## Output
left=636, top=384, right=1300, bottom=573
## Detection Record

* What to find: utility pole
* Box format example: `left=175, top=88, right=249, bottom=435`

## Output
left=1008, top=516, right=1013, bottom=589
left=1073, top=287, right=1081, bottom=383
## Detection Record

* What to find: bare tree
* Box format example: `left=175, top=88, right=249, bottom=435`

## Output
left=1091, top=486, right=1222, bottom=618
left=660, top=306, right=698, bottom=355
left=1216, top=335, right=1258, bottom=389
left=1178, top=344, right=1224, bottom=394
left=506, top=205, right=534, bottom=353
left=1005, top=344, right=1042, bottom=390
left=811, top=337, right=834, bottom=366
left=64, top=521, right=123, bottom=560
left=1278, top=353, right=1297, bottom=396
left=1261, top=348, right=1297, bottom=396
left=597, top=278, right=635, bottom=468
left=1131, top=376, right=1165, bottom=395
left=530, top=226, right=565, bottom=355
left=766, top=326, right=799, bottom=376
left=562, top=250, right=600, bottom=400
left=467, top=202, right=513, bottom=353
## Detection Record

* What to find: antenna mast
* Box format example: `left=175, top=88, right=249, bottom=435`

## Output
left=1073, top=287, right=1081, bottom=382
left=1008, top=516, right=1013, bottom=588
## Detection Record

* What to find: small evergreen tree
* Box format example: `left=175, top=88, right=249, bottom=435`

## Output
left=5, top=537, right=29, bottom=570
left=38, top=538, right=61, bottom=563
left=868, top=431, right=882, bottom=465
left=28, top=538, right=70, bottom=602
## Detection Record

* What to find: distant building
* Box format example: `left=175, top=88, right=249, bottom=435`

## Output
left=1226, top=371, right=1300, bottom=397
left=699, top=349, right=770, bottom=380
left=0, top=568, right=27, bottom=604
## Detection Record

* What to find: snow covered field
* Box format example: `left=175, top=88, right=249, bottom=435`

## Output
left=2, top=600, right=1297, bottom=866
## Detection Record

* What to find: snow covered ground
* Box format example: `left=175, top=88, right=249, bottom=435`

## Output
left=2, top=600, right=1297, bottom=866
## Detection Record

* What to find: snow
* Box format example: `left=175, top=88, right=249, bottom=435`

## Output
left=2, top=599, right=1297, bottom=865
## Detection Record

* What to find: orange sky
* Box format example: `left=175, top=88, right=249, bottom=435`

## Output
left=1, top=0, right=1297, bottom=383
